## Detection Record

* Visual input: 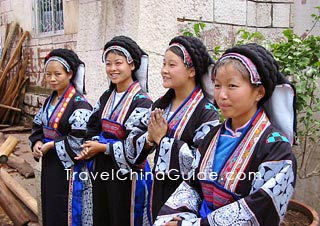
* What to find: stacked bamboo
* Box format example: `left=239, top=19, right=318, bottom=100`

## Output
left=0, top=22, right=29, bottom=127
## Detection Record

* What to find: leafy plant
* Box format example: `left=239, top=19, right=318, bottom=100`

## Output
left=271, top=29, right=320, bottom=178
left=235, top=25, right=320, bottom=178
left=236, top=29, right=265, bottom=45
left=180, top=21, right=206, bottom=38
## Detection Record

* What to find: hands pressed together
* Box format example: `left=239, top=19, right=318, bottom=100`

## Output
left=147, top=108, right=168, bottom=146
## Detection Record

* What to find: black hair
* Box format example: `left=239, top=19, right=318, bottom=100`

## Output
left=223, top=43, right=280, bottom=105
left=214, top=58, right=251, bottom=81
left=154, top=36, right=214, bottom=110
left=169, top=36, right=213, bottom=86
left=44, top=48, right=83, bottom=82
left=103, top=36, right=145, bottom=91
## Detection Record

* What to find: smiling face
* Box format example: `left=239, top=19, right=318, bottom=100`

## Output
left=105, top=51, right=135, bottom=92
left=214, top=60, right=265, bottom=129
left=45, top=61, right=72, bottom=95
left=161, top=49, right=195, bottom=91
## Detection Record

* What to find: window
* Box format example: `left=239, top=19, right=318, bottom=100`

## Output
left=34, top=0, right=64, bottom=34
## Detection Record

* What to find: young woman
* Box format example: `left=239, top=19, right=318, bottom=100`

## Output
left=29, top=49, right=93, bottom=226
left=154, top=43, right=297, bottom=226
left=76, top=36, right=153, bottom=226
left=120, top=35, right=220, bottom=220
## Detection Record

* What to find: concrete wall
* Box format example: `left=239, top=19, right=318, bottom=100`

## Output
left=294, top=0, right=320, bottom=36
left=0, top=0, right=319, bottom=112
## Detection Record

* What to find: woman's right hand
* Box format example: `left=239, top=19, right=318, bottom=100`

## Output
left=33, top=140, right=43, bottom=159
left=148, top=108, right=167, bottom=145
left=75, top=140, right=106, bottom=160
left=163, top=217, right=182, bottom=226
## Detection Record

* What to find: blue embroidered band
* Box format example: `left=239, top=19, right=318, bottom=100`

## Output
left=102, top=45, right=133, bottom=64
left=217, top=53, right=262, bottom=85
left=45, top=56, right=71, bottom=72
left=168, top=43, right=194, bottom=68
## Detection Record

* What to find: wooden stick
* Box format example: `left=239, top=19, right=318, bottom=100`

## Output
left=7, top=153, right=35, bottom=178
left=0, top=126, right=31, bottom=133
left=0, top=22, right=18, bottom=68
left=0, top=31, right=29, bottom=89
left=0, top=104, right=21, bottom=112
left=0, top=29, right=28, bottom=118
left=3, top=77, right=29, bottom=124
left=6, top=60, right=19, bottom=72
left=1, top=56, right=28, bottom=124
left=0, top=179, right=30, bottom=226
left=0, top=135, right=19, bottom=163
left=1, top=50, right=28, bottom=103
left=0, top=168, right=38, bottom=215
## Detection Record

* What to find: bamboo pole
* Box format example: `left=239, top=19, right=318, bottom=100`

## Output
left=0, top=135, right=19, bottom=163
left=0, top=168, right=38, bottom=215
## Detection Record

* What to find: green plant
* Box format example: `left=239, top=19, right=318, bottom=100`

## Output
left=271, top=29, right=320, bottom=178
left=236, top=29, right=265, bottom=45
left=180, top=21, right=206, bottom=38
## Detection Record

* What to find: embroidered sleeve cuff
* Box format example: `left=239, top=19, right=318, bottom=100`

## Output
left=55, top=140, right=74, bottom=168
left=154, top=137, right=174, bottom=173
left=111, top=141, right=131, bottom=174
left=92, top=136, right=100, bottom=141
